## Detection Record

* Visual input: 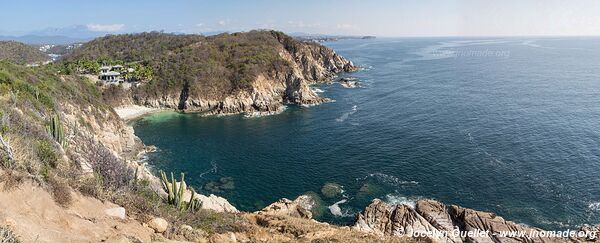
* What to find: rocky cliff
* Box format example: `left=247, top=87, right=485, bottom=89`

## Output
left=353, top=199, right=599, bottom=243
left=63, top=31, right=358, bottom=115
left=135, top=33, right=357, bottom=115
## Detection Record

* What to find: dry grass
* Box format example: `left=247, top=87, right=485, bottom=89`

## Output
left=0, top=226, right=20, bottom=243
left=0, top=170, right=23, bottom=191
left=47, top=174, right=72, bottom=207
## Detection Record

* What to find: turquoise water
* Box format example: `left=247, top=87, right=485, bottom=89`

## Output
left=133, top=37, right=600, bottom=229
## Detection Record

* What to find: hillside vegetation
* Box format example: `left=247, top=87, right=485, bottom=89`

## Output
left=63, top=31, right=296, bottom=95
left=0, top=61, right=249, bottom=241
left=62, top=30, right=356, bottom=112
left=0, top=41, right=50, bottom=64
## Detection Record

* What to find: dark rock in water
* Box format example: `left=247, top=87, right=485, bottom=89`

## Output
left=339, top=77, right=359, bottom=88
left=320, top=182, right=343, bottom=198
left=354, top=199, right=597, bottom=243
left=203, top=177, right=235, bottom=193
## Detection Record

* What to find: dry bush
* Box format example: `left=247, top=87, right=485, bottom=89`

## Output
left=47, top=174, right=72, bottom=207
left=80, top=137, right=134, bottom=190
left=0, top=226, right=20, bottom=243
left=0, top=170, right=23, bottom=191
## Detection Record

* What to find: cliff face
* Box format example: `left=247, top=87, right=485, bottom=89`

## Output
left=62, top=31, right=357, bottom=115
left=353, top=199, right=599, bottom=243
left=134, top=35, right=357, bottom=115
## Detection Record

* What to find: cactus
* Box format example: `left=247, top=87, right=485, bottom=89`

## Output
left=46, top=114, right=66, bottom=147
left=159, top=170, right=201, bottom=211
left=187, top=188, right=201, bottom=212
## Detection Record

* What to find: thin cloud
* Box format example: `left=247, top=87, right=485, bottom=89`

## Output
left=287, top=21, right=321, bottom=28
left=336, top=23, right=357, bottom=30
left=86, top=23, right=125, bottom=32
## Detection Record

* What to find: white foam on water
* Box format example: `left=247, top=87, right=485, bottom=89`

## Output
left=328, top=199, right=349, bottom=217
left=312, top=88, right=325, bottom=93
left=589, top=202, right=600, bottom=211
left=199, top=160, right=218, bottom=178
left=336, top=105, right=358, bottom=122
left=244, top=106, right=287, bottom=118
left=357, top=172, right=419, bottom=186
left=385, top=194, right=416, bottom=208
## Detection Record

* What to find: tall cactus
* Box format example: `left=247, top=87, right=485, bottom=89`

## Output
left=46, top=114, right=66, bottom=147
left=159, top=170, right=201, bottom=211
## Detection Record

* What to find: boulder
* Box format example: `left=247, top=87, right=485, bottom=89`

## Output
left=259, top=195, right=316, bottom=219
left=353, top=199, right=453, bottom=242
left=147, top=217, right=169, bottom=233
left=195, top=194, right=239, bottom=213
left=104, top=207, right=126, bottom=220
left=354, top=199, right=575, bottom=243
left=320, top=183, right=343, bottom=198
left=338, top=77, right=359, bottom=88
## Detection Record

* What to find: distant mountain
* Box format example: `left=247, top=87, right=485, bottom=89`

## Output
left=0, top=41, right=50, bottom=64
left=0, top=25, right=117, bottom=45
left=290, top=33, right=376, bottom=42
left=0, top=35, right=89, bottom=45
left=28, top=25, right=111, bottom=40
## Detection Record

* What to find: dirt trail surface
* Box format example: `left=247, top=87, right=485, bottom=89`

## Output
left=0, top=180, right=154, bottom=243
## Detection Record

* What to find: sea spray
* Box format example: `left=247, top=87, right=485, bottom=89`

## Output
left=328, top=199, right=348, bottom=217
left=384, top=194, right=418, bottom=208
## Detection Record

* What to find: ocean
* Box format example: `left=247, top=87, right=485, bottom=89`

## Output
left=132, top=37, right=600, bottom=229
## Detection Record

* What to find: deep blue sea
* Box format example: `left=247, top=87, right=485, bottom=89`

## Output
left=133, top=37, right=600, bottom=229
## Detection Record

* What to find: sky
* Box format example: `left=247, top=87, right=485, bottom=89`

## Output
left=2, top=0, right=600, bottom=37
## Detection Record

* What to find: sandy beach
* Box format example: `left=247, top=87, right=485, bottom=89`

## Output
left=114, top=105, right=163, bottom=121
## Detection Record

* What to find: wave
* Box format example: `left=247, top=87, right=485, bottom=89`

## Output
left=328, top=199, right=355, bottom=217
left=357, top=172, right=419, bottom=186
left=328, top=199, right=348, bottom=216
left=385, top=194, right=417, bottom=208
left=244, top=106, right=287, bottom=118
left=312, top=87, right=325, bottom=93
left=589, top=202, right=600, bottom=211
left=199, top=160, right=218, bottom=178
left=336, top=105, right=358, bottom=122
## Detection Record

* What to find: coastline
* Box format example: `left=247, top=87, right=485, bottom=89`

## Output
left=114, top=105, right=165, bottom=122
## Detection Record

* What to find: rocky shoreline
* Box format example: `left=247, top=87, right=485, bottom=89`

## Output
left=123, top=34, right=358, bottom=116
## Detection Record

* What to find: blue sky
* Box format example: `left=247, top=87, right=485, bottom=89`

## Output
left=2, top=0, right=600, bottom=37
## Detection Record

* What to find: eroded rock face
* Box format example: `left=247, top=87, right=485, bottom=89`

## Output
left=259, top=195, right=317, bottom=219
left=131, top=38, right=356, bottom=115
left=354, top=199, right=598, bottom=243
left=354, top=199, right=457, bottom=242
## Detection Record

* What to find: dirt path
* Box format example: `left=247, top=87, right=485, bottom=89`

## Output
left=0, top=180, right=154, bottom=242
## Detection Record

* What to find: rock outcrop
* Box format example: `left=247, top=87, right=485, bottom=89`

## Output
left=354, top=199, right=599, bottom=243
left=129, top=33, right=358, bottom=115
left=259, top=195, right=317, bottom=219
left=195, top=194, right=239, bottom=213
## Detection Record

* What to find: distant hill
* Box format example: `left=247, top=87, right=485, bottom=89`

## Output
left=0, top=35, right=89, bottom=45
left=62, top=30, right=357, bottom=113
left=0, top=41, right=50, bottom=64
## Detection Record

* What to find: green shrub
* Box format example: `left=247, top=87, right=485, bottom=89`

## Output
left=36, top=140, right=58, bottom=168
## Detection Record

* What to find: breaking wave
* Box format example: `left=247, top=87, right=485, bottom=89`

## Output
left=589, top=202, right=600, bottom=211
left=384, top=194, right=417, bottom=208
left=328, top=199, right=350, bottom=217
left=312, top=87, right=325, bottom=93
left=357, top=172, right=419, bottom=186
